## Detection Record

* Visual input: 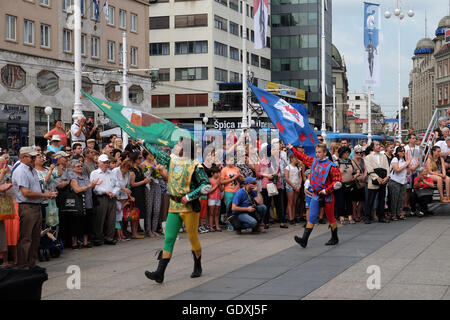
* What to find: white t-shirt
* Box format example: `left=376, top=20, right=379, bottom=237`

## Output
left=304, top=179, right=311, bottom=196
left=390, top=157, right=408, bottom=185
left=435, top=140, right=449, bottom=156
left=286, top=164, right=301, bottom=187
left=405, top=144, right=420, bottom=169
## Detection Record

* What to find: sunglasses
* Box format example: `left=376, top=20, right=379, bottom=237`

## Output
left=355, top=152, right=363, bottom=154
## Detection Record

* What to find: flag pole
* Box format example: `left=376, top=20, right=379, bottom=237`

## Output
left=368, top=87, right=372, bottom=144
left=242, top=0, right=248, bottom=129
left=73, top=0, right=83, bottom=120
left=122, top=32, right=129, bottom=148
left=321, top=0, right=327, bottom=140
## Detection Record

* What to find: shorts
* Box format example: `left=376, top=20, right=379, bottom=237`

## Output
left=115, top=221, right=122, bottom=230
left=286, top=184, right=300, bottom=193
left=208, top=199, right=221, bottom=207
left=305, top=196, right=312, bottom=209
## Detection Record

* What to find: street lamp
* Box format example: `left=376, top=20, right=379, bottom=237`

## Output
left=44, top=106, right=53, bottom=146
left=385, top=0, right=414, bottom=141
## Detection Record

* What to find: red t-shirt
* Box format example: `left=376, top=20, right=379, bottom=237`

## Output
left=47, top=128, right=68, bottom=146
left=414, top=177, right=434, bottom=189
left=208, top=178, right=222, bottom=200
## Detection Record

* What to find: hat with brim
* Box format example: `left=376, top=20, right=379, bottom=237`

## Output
left=55, top=151, right=70, bottom=158
left=98, top=154, right=109, bottom=162
left=51, top=135, right=61, bottom=142
left=87, top=139, right=96, bottom=144
left=19, top=147, right=39, bottom=157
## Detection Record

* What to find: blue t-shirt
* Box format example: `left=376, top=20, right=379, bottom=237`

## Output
left=232, top=188, right=258, bottom=214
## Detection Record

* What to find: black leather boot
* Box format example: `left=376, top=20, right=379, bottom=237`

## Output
left=145, top=251, right=170, bottom=283
left=191, top=251, right=202, bottom=278
left=325, top=226, right=339, bottom=246
left=294, top=228, right=313, bottom=248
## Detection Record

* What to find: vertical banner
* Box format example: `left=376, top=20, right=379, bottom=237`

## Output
left=254, top=0, right=269, bottom=49
left=364, top=2, right=380, bottom=87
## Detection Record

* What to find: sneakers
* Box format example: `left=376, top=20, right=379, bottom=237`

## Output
left=198, top=226, right=209, bottom=234
left=417, top=211, right=425, bottom=218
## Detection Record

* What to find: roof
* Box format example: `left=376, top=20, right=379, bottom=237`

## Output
left=435, top=43, right=450, bottom=57
left=332, top=44, right=344, bottom=69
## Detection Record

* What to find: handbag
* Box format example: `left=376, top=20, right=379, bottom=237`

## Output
left=45, top=199, right=59, bottom=227
left=266, top=182, right=279, bottom=197
left=0, top=193, right=15, bottom=220
left=415, top=188, right=434, bottom=198
left=370, top=168, right=387, bottom=186
left=59, top=187, right=86, bottom=216
left=123, top=202, right=140, bottom=222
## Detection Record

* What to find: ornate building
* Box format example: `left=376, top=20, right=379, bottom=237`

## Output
left=331, top=44, right=349, bottom=132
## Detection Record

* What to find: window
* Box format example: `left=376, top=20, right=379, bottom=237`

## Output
left=152, top=95, right=170, bottom=108
left=261, top=57, right=270, bottom=70
left=149, top=16, right=169, bottom=29
left=215, top=68, right=227, bottom=82
left=62, top=0, right=72, bottom=12
left=40, top=24, right=51, bottom=48
left=215, top=0, right=227, bottom=6
left=40, top=0, right=50, bottom=6
left=6, top=15, right=16, bottom=41
left=355, top=105, right=360, bottom=110
left=175, top=67, right=208, bottom=81
left=230, top=47, right=239, bottom=61
left=107, top=41, right=115, bottom=62
left=130, top=13, right=137, bottom=32
left=81, top=34, right=87, bottom=56
left=80, top=0, right=85, bottom=16
left=230, top=71, right=239, bottom=82
left=24, top=20, right=35, bottom=45
left=1, top=65, right=26, bottom=90
left=150, top=42, right=169, bottom=56
left=175, top=94, right=208, bottom=107
left=119, top=9, right=126, bottom=29
left=175, top=14, right=208, bottom=28
left=91, top=36, right=100, bottom=58
left=107, top=6, right=115, bottom=25
left=129, top=85, right=143, bottom=104
left=251, top=54, right=259, bottom=67
left=214, top=15, right=227, bottom=32
left=214, top=42, right=228, bottom=57
left=91, top=1, right=99, bottom=20
left=37, top=70, right=59, bottom=95
left=229, top=0, right=238, bottom=11
left=175, top=41, right=208, bottom=54
left=130, top=46, right=137, bottom=66
left=229, top=22, right=239, bottom=36
left=105, top=81, right=121, bottom=102
left=63, top=29, right=72, bottom=52
left=158, top=68, right=170, bottom=82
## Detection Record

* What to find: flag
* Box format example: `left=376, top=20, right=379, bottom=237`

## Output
left=81, top=0, right=84, bottom=15
left=249, top=84, right=318, bottom=156
left=364, top=2, right=380, bottom=87
left=93, top=0, right=99, bottom=20
left=103, top=0, right=109, bottom=20
left=82, top=91, right=195, bottom=147
left=253, top=0, right=269, bottom=49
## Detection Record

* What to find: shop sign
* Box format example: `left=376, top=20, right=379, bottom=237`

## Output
left=213, top=118, right=274, bottom=130
left=0, top=104, right=29, bottom=122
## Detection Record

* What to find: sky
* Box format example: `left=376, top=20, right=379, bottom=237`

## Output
left=333, top=0, right=449, bottom=119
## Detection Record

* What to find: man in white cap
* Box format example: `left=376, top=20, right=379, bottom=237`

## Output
left=48, top=135, right=63, bottom=153
left=90, top=154, right=118, bottom=246
left=71, top=115, right=87, bottom=149
left=12, top=147, right=57, bottom=270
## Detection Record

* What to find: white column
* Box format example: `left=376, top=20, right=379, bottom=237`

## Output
left=321, top=0, right=327, bottom=139
left=73, top=0, right=83, bottom=120
left=122, top=32, right=129, bottom=148
left=242, top=0, right=248, bottom=129
left=332, top=84, right=336, bottom=132
left=368, top=88, right=372, bottom=144
left=397, top=16, right=402, bottom=141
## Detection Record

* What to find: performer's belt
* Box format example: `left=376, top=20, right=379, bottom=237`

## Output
left=170, top=195, right=184, bottom=203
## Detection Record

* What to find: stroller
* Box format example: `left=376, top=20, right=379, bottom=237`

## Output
left=38, top=200, right=64, bottom=262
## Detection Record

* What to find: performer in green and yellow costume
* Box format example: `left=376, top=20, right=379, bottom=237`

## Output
left=142, top=137, right=211, bottom=284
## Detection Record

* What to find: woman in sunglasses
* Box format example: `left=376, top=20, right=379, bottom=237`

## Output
left=351, top=146, right=367, bottom=222
left=388, top=147, right=411, bottom=221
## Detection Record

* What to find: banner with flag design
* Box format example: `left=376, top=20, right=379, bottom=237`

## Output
left=82, top=91, right=195, bottom=148
left=249, top=84, right=318, bottom=156
left=254, top=0, right=269, bottom=49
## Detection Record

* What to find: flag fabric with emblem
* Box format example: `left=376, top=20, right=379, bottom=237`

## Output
left=93, top=0, right=100, bottom=20
left=81, top=91, right=195, bottom=148
left=248, top=84, right=318, bottom=156
left=254, top=0, right=269, bottom=50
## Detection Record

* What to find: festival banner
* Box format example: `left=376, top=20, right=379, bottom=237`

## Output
left=254, top=0, right=269, bottom=49
left=364, top=2, right=380, bottom=87
left=82, top=91, right=195, bottom=147
left=249, top=84, right=318, bottom=156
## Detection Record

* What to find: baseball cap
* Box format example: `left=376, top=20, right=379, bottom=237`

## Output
left=19, top=146, right=39, bottom=157
left=87, top=139, right=96, bottom=144
left=244, top=176, right=257, bottom=185
left=55, top=151, right=70, bottom=158
left=98, top=154, right=109, bottom=162
left=51, top=135, right=61, bottom=141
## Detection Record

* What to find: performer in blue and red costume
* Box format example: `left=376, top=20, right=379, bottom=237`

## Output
left=288, top=143, right=343, bottom=248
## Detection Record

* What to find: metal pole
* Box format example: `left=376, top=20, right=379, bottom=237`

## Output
left=242, top=0, right=248, bottom=129
left=333, top=84, right=336, bottom=132
left=368, top=87, right=372, bottom=144
left=321, top=0, right=327, bottom=139
left=122, top=32, right=129, bottom=148
left=47, top=115, right=50, bottom=146
left=397, top=15, right=402, bottom=141
left=73, top=0, right=83, bottom=120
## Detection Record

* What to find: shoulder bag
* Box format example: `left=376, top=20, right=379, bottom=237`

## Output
left=59, top=186, right=86, bottom=216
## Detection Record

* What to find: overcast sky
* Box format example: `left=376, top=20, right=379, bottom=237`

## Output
left=333, top=0, right=449, bottom=118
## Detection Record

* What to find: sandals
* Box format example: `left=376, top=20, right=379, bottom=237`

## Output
left=392, top=216, right=399, bottom=221
left=399, top=216, right=407, bottom=220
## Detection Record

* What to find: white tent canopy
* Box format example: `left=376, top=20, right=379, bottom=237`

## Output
left=100, top=127, right=122, bottom=138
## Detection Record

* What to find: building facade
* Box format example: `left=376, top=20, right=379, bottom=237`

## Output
left=347, top=92, right=384, bottom=135
left=0, top=0, right=150, bottom=149
left=147, top=0, right=272, bottom=128
left=331, top=44, right=348, bottom=132
left=270, top=0, right=333, bottom=130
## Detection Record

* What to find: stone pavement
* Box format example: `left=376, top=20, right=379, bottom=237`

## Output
left=41, top=208, right=450, bottom=300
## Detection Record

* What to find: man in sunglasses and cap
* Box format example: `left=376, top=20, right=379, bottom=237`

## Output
left=12, top=147, right=58, bottom=270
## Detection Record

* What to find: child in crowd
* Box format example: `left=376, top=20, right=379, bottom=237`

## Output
left=285, top=154, right=302, bottom=224
left=207, top=166, right=222, bottom=232
left=303, top=169, right=313, bottom=228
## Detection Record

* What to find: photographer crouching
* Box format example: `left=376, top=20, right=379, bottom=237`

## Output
left=230, top=177, right=267, bottom=234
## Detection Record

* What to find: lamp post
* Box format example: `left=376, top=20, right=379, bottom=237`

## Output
left=384, top=0, right=414, bottom=141
left=321, top=0, right=327, bottom=139
left=44, top=106, right=53, bottom=146
left=72, top=0, right=83, bottom=120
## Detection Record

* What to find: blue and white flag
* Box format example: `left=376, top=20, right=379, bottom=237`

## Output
left=93, top=0, right=99, bottom=20
left=103, top=0, right=109, bottom=20
left=364, top=2, right=380, bottom=87
left=249, top=84, right=318, bottom=156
